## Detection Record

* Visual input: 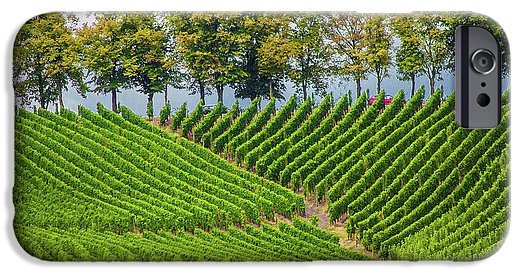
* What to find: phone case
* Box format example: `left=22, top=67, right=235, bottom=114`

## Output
left=13, top=11, right=510, bottom=261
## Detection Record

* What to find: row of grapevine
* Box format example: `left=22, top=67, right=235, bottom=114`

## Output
left=193, top=102, right=226, bottom=142
left=213, top=98, right=260, bottom=154
left=15, top=219, right=370, bottom=261
left=180, top=100, right=204, bottom=137
left=256, top=95, right=333, bottom=177
left=283, top=92, right=368, bottom=191
left=229, top=98, right=276, bottom=156
left=267, top=94, right=349, bottom=185
left=328, top=89, right=451, bottom=222
left=169, top=102, right=187, bottom=132
left=236, top=96, right=296, bottom=163
left=244, top=97, right=313, bottom=169
left=204, top=100, right=239, bottom=148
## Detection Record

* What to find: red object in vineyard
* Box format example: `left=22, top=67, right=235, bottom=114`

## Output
left=368, top=95, right=394, bottom=106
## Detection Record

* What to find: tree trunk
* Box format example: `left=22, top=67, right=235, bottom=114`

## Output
left=58, top=91, right=64, bottom=112
left=217, top=85, right=224, bottom=103
left=148, top=93, right=154, bottom=104
left=269, top=79, right=273, bottom=99
left=302, top=80, right=307, bottom=101
left=356, top=79, right=362, bottom=97
left=376, top=77, right=381, bottom=94
left=199, top=82, right=206, bottom=104
left=38, top=72, right=45, bottom=109
left=411, top=75, right=416, bottom=97
left=164, top=85, right=168, bottom=104
left=111, top=90, right=118, bottom=112
left=429, top=76, right=435, bottom=94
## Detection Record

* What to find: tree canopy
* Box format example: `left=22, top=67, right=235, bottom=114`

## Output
left=14, top=12, right=508, bottom=113
left=14, top=13, right=86, bottom=110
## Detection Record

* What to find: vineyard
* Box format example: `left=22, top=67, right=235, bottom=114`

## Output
left=13, top=102, right=367, bottom=261
left=14, top=88, right=509, bottom=261
left=169, top=87, right=510, bottom=259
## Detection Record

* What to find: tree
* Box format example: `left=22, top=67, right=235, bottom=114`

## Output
left=324, top=13, right=369, bottom=97
left=13, top=13, right=86, bottom=110
left=287, top=13, right=332, bottom=101
left=256, top=16, right=294, bottom=100
left=234, top=13, right=287, bottom=101
left=362, top=16, right=393, bottom=94
left=77, top=14, right=128, bottom=112
left=168, top=12, right=249, bottom=104
left=391, top=16, right=424, bottom=97
left=408, top=14, right=450, bottom=94
left=120, top=14, right=181, bottom=113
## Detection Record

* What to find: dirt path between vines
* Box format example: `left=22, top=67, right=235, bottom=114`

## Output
left=148, top=118, right=378, bottom=259
left=302, top=194, right=378, bottom=259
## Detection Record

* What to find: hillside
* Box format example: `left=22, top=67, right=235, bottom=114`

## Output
left=14, top=104, right=368, bottom=261
left=170, top=88, right=510, bottom=260
left=14, top=88, right=509, bottom=260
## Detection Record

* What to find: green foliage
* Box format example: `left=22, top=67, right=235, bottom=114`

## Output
left=146, top=100, right=154, bottom=119
left=244, top=97, right=313, bottom=169
left=207, top=100, right=240, bottom=147
left=256, top=95, right=331, bottom=178
left=180, top=100, right=204, bottom=137
left=159, top=101, right=171, bottom=125
left=309, top=215, right=320, bottom=227
left=13, top=13, right=86, bottom=110
left=286, top=14, right=332, bottom=100
left=324, top=13, right=369, bottom=96
left=236, top=96, right=297, bottom=163
left=193, top=102, right=226, bottom=142
left=229, top=98, right=276, bottom=156
left=167, top=13, right=250, bottom=103
left=120, top=14, right=182, bottom=107
left=404, top=14, right=451, bottom=93
left=77, top=14, right=129, bottom=111
left=14, top=222, right=369, bottom=261
left=235, top=13, right=288, bottom=100
left=362, top=16, right=393, bottom=94
left=170, top=102, right=187, bottom=131
left=213, top=98, right=260, bottom=154
left=391, top=16, right=424, bottom=96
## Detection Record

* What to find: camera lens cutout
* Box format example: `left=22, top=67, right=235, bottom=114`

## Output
left=477, top=93, right=490, bottom=107
left=471, top=49, right=495, bottom=74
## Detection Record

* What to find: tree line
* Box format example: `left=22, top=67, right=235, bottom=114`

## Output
left=13, top=12, right=508, bottom=113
